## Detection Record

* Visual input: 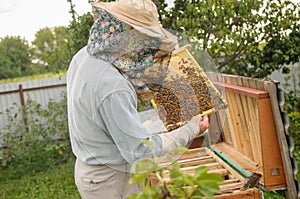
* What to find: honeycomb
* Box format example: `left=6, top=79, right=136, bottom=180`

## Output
left=150, top=46, right=226, bottom=131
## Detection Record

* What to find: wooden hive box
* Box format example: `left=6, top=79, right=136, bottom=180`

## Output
left=146, top=74, right=298, bottom=198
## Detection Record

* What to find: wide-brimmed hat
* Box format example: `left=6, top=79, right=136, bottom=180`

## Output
left=91, top=0, right=178, bottom=51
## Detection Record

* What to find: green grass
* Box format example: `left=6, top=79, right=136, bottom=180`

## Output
left=0, top=71, right=66, bottom=84
left=0, top=157, right=80, bottom=199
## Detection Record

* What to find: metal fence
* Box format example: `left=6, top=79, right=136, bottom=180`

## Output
left=0, top=76, right=67, bottom=131
left=0, top=64, right=298, bottom=131
left=269, top=62, right=300, bottom=97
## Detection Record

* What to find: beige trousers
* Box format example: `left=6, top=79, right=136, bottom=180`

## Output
left=74, top=159, right=141, bottom=199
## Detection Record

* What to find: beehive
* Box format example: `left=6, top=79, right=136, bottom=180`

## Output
left=145, top=74, right=297, bottom=198
left=150, top=45, right=226, bottom=131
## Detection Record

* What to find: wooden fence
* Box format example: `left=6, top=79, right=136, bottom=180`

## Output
left=0, top=76, right=67, bottom=131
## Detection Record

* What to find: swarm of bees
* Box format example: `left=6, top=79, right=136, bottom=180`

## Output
left=150, top=48, right=226, bottom=131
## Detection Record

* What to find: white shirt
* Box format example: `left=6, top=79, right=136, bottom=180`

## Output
left=67, top=47, right=200, bottom=165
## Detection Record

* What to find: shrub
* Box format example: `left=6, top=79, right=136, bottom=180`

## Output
left=285, top=92, right=300, bottom=181
left=0, top=93, right=71, bottom=179
left=283, top=68, right=300, bottom=181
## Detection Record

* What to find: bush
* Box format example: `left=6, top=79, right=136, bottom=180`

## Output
left=0, top=93, right=71, bottom=179
left=285, top=91, right=300, bottom=182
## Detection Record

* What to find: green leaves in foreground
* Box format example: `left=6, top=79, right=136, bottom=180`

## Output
left=167, top=164, right=223, bottom=199
left=128, top=144, right=223, bottom=199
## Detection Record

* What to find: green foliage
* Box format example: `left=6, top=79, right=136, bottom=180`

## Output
left=159, top=0, right=300, bottom=78
left=0, top=36, right=32, bottom=79
left=0, top=71, right=66, bottom=84
left=282, top=64, right=300, bottom=182
left=128, top=144, right=223, bottom=199
left=0, top=157, right=80, bottom=199
left=285, top=93, right=300, bottom=181
left=0, top=94, right=71, bottom=179
left=31, top=26, right=75, bottom=73
left=67, top=12, right=94, bottom=53
left=263, top=190, right=285, bottom=199
left=1, top=0, right=298, bottom=81
left=289, top=111, right=300, bottom=180
left=0, top=11, right=93, bottom=80
left=259, top=30, right=300, bottom=77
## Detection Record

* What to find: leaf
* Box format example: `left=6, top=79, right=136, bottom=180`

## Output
left=193, top=166, right=209, bottom=177
left=169, top=147, right=190, bottom=154
left=141, top=139, right=154, bottom=148
left=131, top=158, right=157, bottom=173
left=196, top=172, right=224, bottom=183
left=128, top=171, right=149, bottom=186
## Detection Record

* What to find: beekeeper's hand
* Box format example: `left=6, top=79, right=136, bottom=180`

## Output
left=191, top=115, right=209, bottom=135
left=158, top=114, right=209, bottom=155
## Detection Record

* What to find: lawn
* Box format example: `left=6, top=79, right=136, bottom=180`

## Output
left=0, top=157, right=80, bottom=199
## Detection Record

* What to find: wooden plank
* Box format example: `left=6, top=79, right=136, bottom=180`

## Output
left=217, top=107, right=233, bottom=145
left=213, top=82, right=269, bottom=99
left=222, top=76, right=243, bottom=151
left=220, top=179, right=240, bottom=185
left=222, top=113, right=233, bottom=145
left=213, top=74, right=233, bottom=145
left=208, top=112, right=223, bottom=144
left=233, top=77, right=254, bottom=159
left=263, top=81, right=298, bottom=199
left=177, top=156, right=213, bottom=164
left=162, top=167, right=227, bottom=179
left=178, top=158, right=216, bottom=168
left=174, top=148, right=208, bottom=161
left=241, top=77, right=262, bottom=165
left=213, top=143, right=262, bottom=174
left=214, top=188, right=262, bottom=199
left=188, top=136, right=205, bottom=149
left=180, top=162, right=222, bottom=171
left=207, top=149, right=246, bottom=183
left=225, top=92, right=241, bottom=150
left=159, top=156, right=213, bottom=167
left=248, top=77, right=264, bottom=90
left=178, top=164, right=224, bottom=173
left=254, top=78, right=265, bottom=90
left=223, top=77, right=247, bottom=155
left=257, top=98, right=287, bottom=190
left=219, top=182, right=242, bottom=191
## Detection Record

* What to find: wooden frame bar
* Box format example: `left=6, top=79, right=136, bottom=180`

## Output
left=213, top=82, right=269, bottom=99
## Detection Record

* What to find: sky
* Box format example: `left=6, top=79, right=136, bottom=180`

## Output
left=0, top=0, right=299, bottom=43
left=0, top=0, right=92, bottom=42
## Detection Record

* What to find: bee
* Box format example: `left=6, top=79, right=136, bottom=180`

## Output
left=240, top=173, right=262, bottom=191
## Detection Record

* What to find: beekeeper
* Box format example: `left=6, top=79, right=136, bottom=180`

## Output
left=66, top=0, right=209, bottom=198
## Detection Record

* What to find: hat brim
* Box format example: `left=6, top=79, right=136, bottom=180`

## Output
left=91, top=1, right=178, bottom=51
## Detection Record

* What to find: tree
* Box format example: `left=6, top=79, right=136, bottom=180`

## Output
left=67, top=12, right=94, bottom=53
left=31, top=26, right=74, bottom=73
left=64, top=0, right=299, bottom=78
left=158, top=0, right=300, bottom=78
left=0, top=36, right=31, bottom=79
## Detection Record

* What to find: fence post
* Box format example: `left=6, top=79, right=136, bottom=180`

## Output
left=18, top=84, right=29, bottom=132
